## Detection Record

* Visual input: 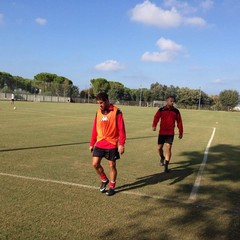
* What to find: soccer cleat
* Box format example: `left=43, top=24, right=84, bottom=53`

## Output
left=160, top=155, right=165, bottom=166
left=164, top=162, right=170, bottom=173
left=106, top=188, right=115, bottom=196
left=164, top=167, right=170, bottom=173
left=100, top=179, right=109, bottom=192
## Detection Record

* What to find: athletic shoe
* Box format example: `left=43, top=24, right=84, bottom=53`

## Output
left=164, top=163, right=170, bottom=173
left=160, top=156, right=165, bottom=166
left=100, top=179, right=109, bottom=192
left=106, top=188, right=115, bottom=196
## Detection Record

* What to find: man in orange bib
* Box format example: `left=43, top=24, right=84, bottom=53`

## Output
left=89, top=92, right=126, bottom=196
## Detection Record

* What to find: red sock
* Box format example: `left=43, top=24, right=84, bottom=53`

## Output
left=110, top=181, right=116, bottom=189
left=100, top=173, right=108, bottom=182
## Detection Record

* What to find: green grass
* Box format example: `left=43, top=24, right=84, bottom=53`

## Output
left=0, top=101, right=240, bottom=240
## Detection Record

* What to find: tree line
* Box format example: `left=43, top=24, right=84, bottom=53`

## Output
left=0, top=71, right=239, bottom=110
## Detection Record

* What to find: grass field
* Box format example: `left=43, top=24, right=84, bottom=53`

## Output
left=0, top=101, right=240, bottom=240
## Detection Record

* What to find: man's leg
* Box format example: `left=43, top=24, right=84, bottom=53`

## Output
left=106, top=160, right=117, bottom=196
left=92, top=156, right=104, bottom=175
left=108, top=160, right=117, bottom=183
left=92, top=156, right=109, bottom=191
left=158, top=144, right=165, bottom=165
left=164, top=143, right=172, bottom=172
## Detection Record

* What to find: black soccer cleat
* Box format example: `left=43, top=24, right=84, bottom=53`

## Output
left=164, top=162, right=170, bottom=173
left=160, top=155, right=165, bottom=166
left=100, top=179, right=109, bottom=192
left=164, top=167, right=170, bottom=173
left=106, top=188, right=115, bottom=196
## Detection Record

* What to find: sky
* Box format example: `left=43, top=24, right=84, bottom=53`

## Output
left=0, top=0, right=240, bottom=95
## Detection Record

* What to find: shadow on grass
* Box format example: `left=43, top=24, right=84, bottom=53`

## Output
left=103, top=144, right=240, bottom=240
left=171, top=144, right=240, bottom=240
left=0, top=135, right=155, bottom=153
left=116, top=167, right=194, bottom=192
left=116, top=152, right=201, bottom=192
left=0, top=142, right=89, bottom=152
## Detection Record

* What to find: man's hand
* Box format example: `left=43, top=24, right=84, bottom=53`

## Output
left=118, top=145, right=124, bottom=155
left=89, top=146, right=93, bottom=152
left=152, top=127, right=156, bottom=131
left=179, top=134, right=183, bottom=139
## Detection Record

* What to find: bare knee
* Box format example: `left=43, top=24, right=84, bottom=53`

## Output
left=92, top=157, right=101, bottom=169
left=108, top=161, right=116, bottom=170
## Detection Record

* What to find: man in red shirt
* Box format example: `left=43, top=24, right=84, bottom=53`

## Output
left=152, top=96, right=183, bottom=173
left=89, top=92, right=126, bottom=196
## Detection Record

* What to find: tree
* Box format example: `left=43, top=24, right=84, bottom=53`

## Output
left=13, top=76, right=34, bottom=93
left=200, top=90, right=213, bottom=107
left=0, top=72, right=14, bottom=91
left=142, top=88, right=152, bottom=102
left=90, top=78, right=110, bottom=96
left=33, top=73, right=73, bottom=96
left=34, top=73, right=57, bottom=93
left=122, top=87, right=132, bottom=101
left=108, top=81, right=124, bottom=100
left=165, top=85, right=178, bottom=100
left=69, top=85, right=80, bottom=98
left=219, top=90, right=239, bottom=110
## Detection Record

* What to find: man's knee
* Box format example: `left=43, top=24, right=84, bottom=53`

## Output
left=108, top=161, right=116, bottom=169
left=92, top=158, right=101, bottom=169
left=157, top=144, right=163, bottom=150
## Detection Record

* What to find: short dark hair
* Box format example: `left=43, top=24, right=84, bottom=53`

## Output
left=166, top=95, right=175, bottom=101
left=96, top=92, right=109, bottom=101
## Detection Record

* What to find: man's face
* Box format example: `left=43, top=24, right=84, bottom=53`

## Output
left=166, top=97, right=174, bottom=107
left=97, top=100, right=109, bottom=110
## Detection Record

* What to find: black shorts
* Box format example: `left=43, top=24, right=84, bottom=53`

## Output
left=93, top=146, right=120, bottom=161
left=158, top=135, right=174, bottom=145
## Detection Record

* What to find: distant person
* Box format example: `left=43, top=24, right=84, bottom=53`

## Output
left=152, top=96, right=183, bottom=173
left=89, top=92, right=126, bottom=196
left=11, top=93, right=15, bottom=104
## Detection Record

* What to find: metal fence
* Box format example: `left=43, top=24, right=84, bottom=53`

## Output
left=0, top=92, right=70, bottom=103
left=0, top=93, right=146, bottom=106
left=1, top=92, right=214, bottom=110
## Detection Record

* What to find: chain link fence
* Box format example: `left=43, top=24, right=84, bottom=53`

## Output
left=1, top=92, right=214, bottom=110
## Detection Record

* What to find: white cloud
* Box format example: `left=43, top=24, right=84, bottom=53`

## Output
left=183, top=16, right=206, bottom=26
left=130, top=0, right=182, bottom=28
left=164, top=0, right=197, bottom=14
left=141, top=51, right=173, bottom=62
left=35, top=17, right=47, bottom=26
left=157, top=37, right=183, bottom=51
left=130, top=0, right=208, bottom=28
left=141, top=37, right=184, bottom=62
left=0, top=13, right=4, bottom=25
left=94, top=60, right=125, bottom=72
left=164, top=0, right=213, bottom=12
left=213, top=78, right=223, bottom=83
left=199, top=0, right=214, bottom=11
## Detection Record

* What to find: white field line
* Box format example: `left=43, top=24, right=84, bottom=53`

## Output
left=0, top=172, right=175, bottom=202
left=188, top=127, right=216, bottom=202
left=0, top=172, right=98, bottom=190
left=0, top=172, right=197, bottom=205
left=0, top=169, right=239, bottom=214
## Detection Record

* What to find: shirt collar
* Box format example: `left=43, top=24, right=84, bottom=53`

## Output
left=101, top=104, right=114, bottom=113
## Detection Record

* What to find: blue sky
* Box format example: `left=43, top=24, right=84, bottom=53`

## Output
left=0, top=0, right=240, bottom=95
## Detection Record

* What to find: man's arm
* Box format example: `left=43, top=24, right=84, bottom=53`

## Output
left=177, top=112, right=183, bottom=139
left=152, top=110, right=160, bottom=131
left=117, top=111, right=126, bottom=154
left=89, top=114, right=97, bottom=151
